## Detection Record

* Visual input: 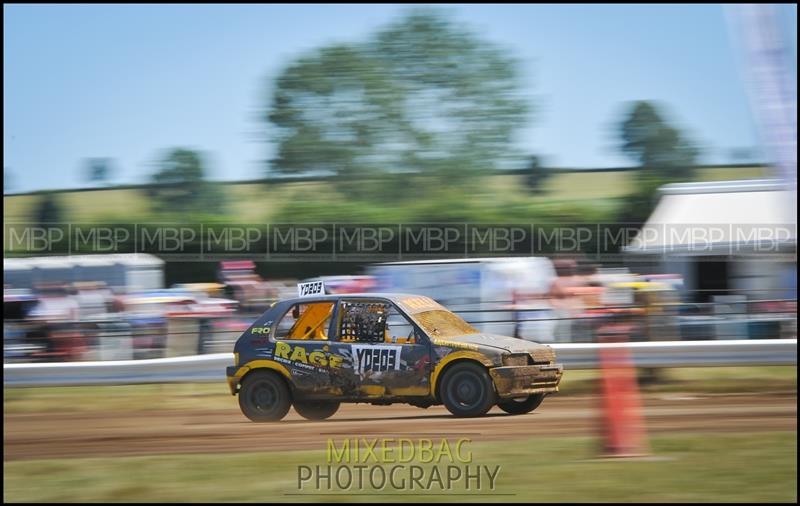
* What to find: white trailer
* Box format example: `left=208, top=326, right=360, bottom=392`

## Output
left=3, top=254, right=165, bottom=293
left=368, top=257, right=557, bottom=340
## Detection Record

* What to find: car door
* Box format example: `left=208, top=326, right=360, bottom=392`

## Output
left=334, top=298, right=432, bottom=399
left=269, top=299, right=353, bottom=398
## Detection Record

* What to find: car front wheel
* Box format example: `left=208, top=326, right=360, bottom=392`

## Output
left=238, top=370, right=292, bottom=422
left=440, top=362, right=496, bottom=417
left=497, top=393, right=546, bottom=415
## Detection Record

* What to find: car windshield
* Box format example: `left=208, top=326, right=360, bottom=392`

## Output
left=410, top=309, right=478, bottom=338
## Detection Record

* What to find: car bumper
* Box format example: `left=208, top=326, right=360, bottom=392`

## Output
left=226, top=365, right=247, bottom=395
left=489, top=363, right=563, bottom=399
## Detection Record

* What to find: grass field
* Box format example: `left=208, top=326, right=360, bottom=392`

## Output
left=3, top=165, right=768, bottom=224
left=4, top=432, right=796, bottom=502
left=3, top=366, right=796, bottom=414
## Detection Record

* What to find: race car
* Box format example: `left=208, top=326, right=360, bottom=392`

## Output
left=226, top=283, right=563, bottom=421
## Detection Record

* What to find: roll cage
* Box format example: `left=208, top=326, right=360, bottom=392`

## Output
left=260, top=295, right=433, bottom=346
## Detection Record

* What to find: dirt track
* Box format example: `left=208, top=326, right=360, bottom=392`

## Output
left=4, top=392, right=796, bottom=461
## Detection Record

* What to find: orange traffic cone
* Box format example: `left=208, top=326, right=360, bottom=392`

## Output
left=511, top=289, right=520, bottom=339
left=597, top=323, right=650, bottom=457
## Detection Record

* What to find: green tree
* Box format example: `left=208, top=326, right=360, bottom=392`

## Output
left=618, top=101, right=700, bottom=223
left=620, top=101, right=699, bottom=176
left=523, top=155, right=552, bottom=195
left=34, top=193, right=64, bottom=225
left=370, top=9, right=529, bottom=181
left=267, top=8, right=529, bottom=194
left=268, top=44, right=399, bottom=197
left=147, top=148, right=226, bottom=216
left=85, top=158, right=114, bottom=186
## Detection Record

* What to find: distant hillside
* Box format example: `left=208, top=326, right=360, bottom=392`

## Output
left=3, top=164, right=769, bottom=223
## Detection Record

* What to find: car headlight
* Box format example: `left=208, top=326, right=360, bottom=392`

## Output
left=503, top=354, right=529, bottom=367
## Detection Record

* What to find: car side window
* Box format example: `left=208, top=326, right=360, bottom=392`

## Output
left=338, top=301, right=387, bottom=343
left=274, top=302, right=334, bottom=340
left=337, top=300, right=420, bottom=344
left=385, top=306, right=420, bottom=344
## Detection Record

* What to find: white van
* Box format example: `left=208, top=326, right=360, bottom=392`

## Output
left=368, top=257, right=557, bottom=341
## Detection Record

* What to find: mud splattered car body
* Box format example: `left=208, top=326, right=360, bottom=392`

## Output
left=226, top=293, right=563, bottom=421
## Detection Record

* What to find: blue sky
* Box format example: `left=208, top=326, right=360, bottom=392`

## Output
left=3, top=3, right=797, bottom=193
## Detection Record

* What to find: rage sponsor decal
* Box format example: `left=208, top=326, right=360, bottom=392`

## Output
left=352, top=345, right=401, bottom=376
left=273, top=341, right=345, bottom=371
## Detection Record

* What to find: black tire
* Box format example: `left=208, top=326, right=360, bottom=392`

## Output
left=497, top=393, right=546, bottom=415
left=293, top=400, right=340, bottom=421
left=439, top=362, right=496, bottom=417
left=238, top=370, right=292, bottom=422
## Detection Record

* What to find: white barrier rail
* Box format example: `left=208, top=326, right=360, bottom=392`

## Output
left=3, top=339, right=796, bottom=387
left=552, top=339, right=797, bottom=369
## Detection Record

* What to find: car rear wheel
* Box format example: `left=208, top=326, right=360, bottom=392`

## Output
left=497, top=393, right=546, bottom=415
left=294, top=400, right=340, bottom=420
left=440, top=362, right=496, bottom=417
left=238, top=370, right=291, bottom=422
